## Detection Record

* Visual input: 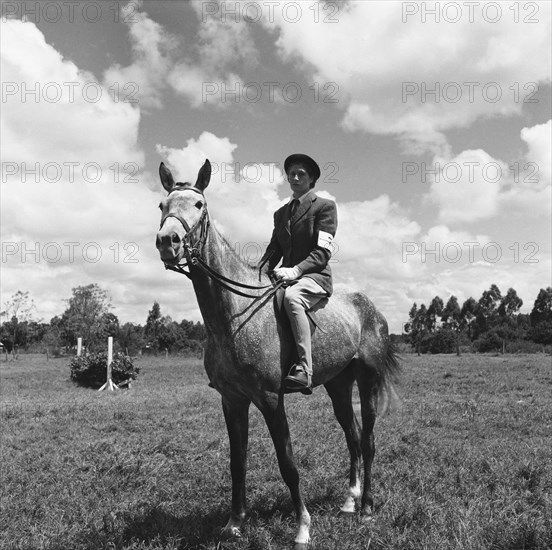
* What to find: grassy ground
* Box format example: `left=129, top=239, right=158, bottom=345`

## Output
left=1, top=353, right=551, bottom=549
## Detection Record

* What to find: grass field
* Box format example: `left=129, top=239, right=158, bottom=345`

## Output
left=1, top=352, right=551, bottom=550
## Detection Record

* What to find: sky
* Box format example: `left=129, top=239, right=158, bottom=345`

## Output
left=1, top=0, right=551, bottom=333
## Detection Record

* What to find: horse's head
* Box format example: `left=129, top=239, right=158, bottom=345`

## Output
left=156, top=159, right=211, bottom=265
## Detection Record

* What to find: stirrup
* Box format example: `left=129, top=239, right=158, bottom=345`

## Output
left=284, top=364, right=312, bottom=395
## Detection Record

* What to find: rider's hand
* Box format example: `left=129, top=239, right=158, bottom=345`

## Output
left=274, top=266, right=301, bottom=282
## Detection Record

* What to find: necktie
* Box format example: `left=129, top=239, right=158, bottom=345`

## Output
left=290, top=199, right=299, bottom=219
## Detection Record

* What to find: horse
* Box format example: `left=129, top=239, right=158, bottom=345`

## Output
left=155, top=159, right=401, bottom=548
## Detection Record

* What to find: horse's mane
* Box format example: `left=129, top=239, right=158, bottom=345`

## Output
left=210, top=221, right=262, bottom=277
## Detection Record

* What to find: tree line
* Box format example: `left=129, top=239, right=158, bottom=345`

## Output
left=403, top=285, right=552, bottom=354
left=0, top=284, right=206, bottom=358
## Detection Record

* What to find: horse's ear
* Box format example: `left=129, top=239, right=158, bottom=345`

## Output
left=159, top=162, right=176, bottom=193
left=195, top=159, right=211, bottom=192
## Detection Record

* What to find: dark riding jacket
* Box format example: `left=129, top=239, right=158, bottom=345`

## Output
left=260, top=190, right=338, bottom=296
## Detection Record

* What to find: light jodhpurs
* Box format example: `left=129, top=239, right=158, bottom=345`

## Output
left=283, top=276, right=328, bottom=376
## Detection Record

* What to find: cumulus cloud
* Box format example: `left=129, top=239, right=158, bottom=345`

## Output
left=427, top=120, right=551, bottom=224
left=428, top=149, right=505, bottom=223
left=169, top=0, right=258, bottom=107
left=101, top=1, right=259, bottom=110
left=103, top=1, right=178, bottom=109
left=1, top=20, right=142, bottom=166
left=499, top=119, right=552, bottom=215
left=0, top=19, right=169, bottom=323
left=260, top=1, right=552, bottom=153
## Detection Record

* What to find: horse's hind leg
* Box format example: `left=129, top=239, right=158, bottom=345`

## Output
left=352, top=358, right=380, bottom=521
left=324, top=364, right=362, bottom=514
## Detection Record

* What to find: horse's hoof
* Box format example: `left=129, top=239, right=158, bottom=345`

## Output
left=294, top=543, right=309, bottom=550
left=221, top=526, right=242, bottom=538
left=339, top=503, right=356, bottom=515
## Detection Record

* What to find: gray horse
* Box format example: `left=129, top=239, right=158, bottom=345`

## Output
left=155, top=159, right=400, bottom=548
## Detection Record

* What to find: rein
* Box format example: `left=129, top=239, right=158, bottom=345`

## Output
left=161, top=187, right=284, bottom=299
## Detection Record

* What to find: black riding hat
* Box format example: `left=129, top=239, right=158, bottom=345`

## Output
left=284, top=154, right=321, bottom=183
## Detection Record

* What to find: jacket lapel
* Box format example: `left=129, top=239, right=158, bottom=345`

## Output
left=276, top=204, right=292, bottom=236
left=291, top=193, right=316, bottom=226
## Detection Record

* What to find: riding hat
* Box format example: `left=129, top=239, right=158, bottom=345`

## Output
left=284, top=154, right=321, bottom=183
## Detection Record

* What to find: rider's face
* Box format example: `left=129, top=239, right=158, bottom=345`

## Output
left=287, top=163, right=314, bottom=197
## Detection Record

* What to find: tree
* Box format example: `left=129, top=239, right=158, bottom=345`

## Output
left=118, top=322, right=145, bottom=355
left=62, top=284, right=112, bottom=350
left=498, top=288, right=523, bottom=317
left=427, top=296, right=444, bottom=333
left=442, top=295, right=462, bottom=355
left=97, top=312, right=120, bottom=341
left=530, top=287, right=552, bottom=326
left=529, top=287, right=552, bottom=345
left=475, top=284, right=502, bottom=337
left=1, top=291, right=36, bottom=357
left=404, top=302, right=428, bottom=355
left=461, top=297, right=478, bottom=340
left=144, top=302, right=163, bottom=352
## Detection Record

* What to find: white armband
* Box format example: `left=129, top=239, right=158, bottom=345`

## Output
left=317, top=230, right=334, bottom=251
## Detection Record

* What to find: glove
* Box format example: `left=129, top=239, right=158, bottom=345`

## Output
left=274, top=266, right=301, bottom=282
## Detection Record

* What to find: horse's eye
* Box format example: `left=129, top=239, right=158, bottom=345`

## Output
left=195, top=201, right=203, bottom=209
left=158, top=203, right=163, bottom=211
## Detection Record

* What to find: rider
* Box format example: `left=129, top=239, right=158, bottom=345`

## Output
left=259, top=154, right=338, bottom=394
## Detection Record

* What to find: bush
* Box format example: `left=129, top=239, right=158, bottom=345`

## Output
left=473, top=330, right=503, bottom=353
left=420, top=328, right=460, bottom=354
left=529, top=321, right=552, bottom=345
left=69, top=352, right=140, bottom=389
left=504, top=340, right=551, bottom=354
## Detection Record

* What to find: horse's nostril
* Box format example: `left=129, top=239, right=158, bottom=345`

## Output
left=156, top=232, right=180, bottom=249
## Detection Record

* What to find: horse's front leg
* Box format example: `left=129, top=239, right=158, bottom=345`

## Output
left=222, top=397, right=250, bottom=537
left=260, top=394, right=311, bottom=549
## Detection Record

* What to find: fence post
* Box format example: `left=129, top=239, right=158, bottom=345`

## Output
left=98, top=337, right=119, bottom=392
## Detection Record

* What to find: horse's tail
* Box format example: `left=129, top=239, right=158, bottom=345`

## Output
left=376, top=339, right=402, bottom=416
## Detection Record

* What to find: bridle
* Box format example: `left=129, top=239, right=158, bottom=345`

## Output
left=159, top=186, right=287, bottom=299
left=159, top=186, right=210, bottom=275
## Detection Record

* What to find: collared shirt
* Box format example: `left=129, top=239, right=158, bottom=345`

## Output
left=288, top=188, right=315, bottom=207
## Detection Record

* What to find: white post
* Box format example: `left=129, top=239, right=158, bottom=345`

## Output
left=107, top=336, right=113, bottom=373
left=77, top=337, right=82, bottom=357
left=98, top=336, right=119, bottom=392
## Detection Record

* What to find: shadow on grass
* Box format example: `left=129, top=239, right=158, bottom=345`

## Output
left=117, top=490, right=344, bottom=549
left=120, top=505, right=228, bottom=549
